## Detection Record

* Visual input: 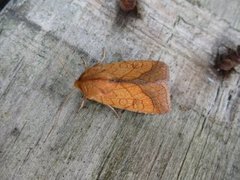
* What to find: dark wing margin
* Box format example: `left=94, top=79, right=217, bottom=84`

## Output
left=140, top=82, right=170, bottom=114
left=137, top=61, right=169, bottom=83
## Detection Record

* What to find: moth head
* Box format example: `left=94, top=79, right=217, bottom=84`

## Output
left=74, top=71, right=86, bottom=90
left=74, top=79, right=83, bottom=92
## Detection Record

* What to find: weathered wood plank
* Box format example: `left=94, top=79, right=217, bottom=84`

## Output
left=0, top=0, right=240, bottom=180
left=187, top=0, right=240, bottom=29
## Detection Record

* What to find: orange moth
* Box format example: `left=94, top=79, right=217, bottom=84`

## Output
left=74, top=60, right=171, bottom=114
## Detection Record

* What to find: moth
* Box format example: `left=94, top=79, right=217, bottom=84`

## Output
left=214, top=45, right=240, bottom=75
left=74, top=60, right=171, bottom=114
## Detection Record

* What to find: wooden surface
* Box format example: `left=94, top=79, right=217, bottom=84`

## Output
left=0, top=0, right=240, bottom=179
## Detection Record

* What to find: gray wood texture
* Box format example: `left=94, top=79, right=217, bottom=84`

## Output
left=0, top=0, right=240, bottom=179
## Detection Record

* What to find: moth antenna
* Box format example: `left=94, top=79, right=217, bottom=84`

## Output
left=78, top=97, right=87, bottom=112
left=106, top=104, right=120, bottom=119
left=59, top=58, right=76, bottom=80
left=43, top=90, right=76, bottom=142
left=81, top=57, right=88, bottom=70
left=100, top=48, right=106, bottom=63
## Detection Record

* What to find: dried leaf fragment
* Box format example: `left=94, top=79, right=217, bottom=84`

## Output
left=214, top=45, right=240, bottom=76
left=119, top=0, right=137, bottom=12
